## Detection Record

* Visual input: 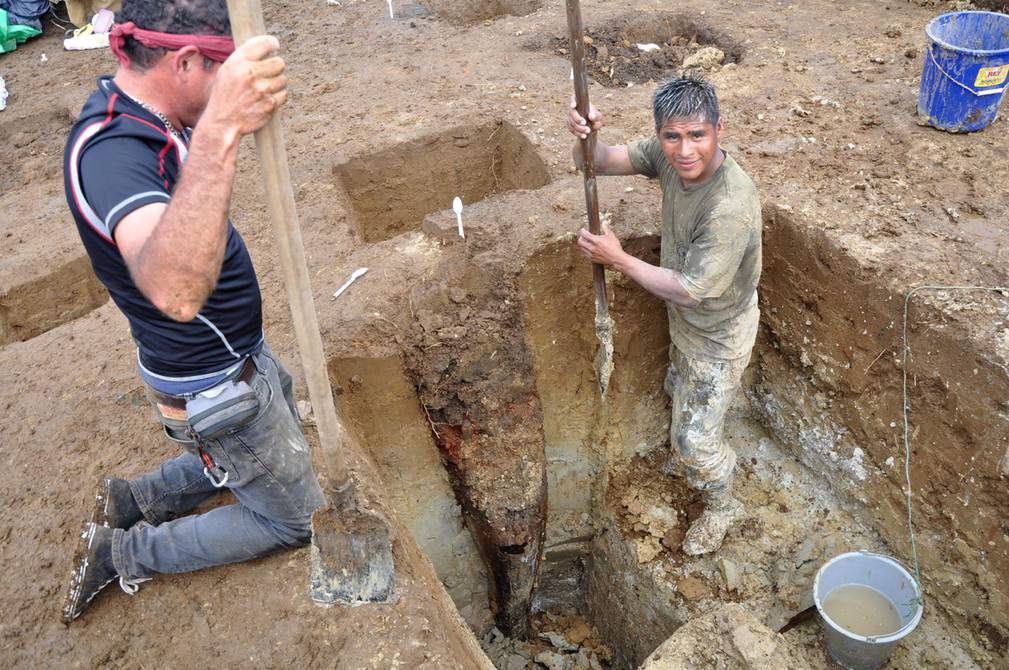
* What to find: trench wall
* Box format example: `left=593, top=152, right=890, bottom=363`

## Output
left=520, top=235, right=673, bottom=665
left=519, top=235, right=670, bottom=548
left=752, top=203, right=1009, bottom=656
left=328, top=355, right=493, bottom=632
left=0, top=255, right=108, bottom=346
left=586, top=517, right=683, bottom=669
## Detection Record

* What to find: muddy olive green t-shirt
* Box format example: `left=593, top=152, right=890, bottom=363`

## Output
left=627, top=137, right=761, bottom=361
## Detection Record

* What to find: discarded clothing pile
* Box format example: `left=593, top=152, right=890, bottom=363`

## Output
left=0, top=0, right=49, bottom=53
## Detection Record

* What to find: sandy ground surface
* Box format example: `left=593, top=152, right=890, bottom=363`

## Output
left=1, top=0, right=1008, bottom=666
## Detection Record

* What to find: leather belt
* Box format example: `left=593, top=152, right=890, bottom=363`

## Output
left=149, top=357, right=257, bottom=414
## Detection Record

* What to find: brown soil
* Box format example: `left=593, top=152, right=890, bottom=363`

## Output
left=2, top=0, right=1008, bottom=666
left=335, top=120, right=550, bottom=242
left=401, top=248, right=548, bottom=636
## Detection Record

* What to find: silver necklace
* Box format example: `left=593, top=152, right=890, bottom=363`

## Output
left=123, top=90, right=181, bottom=139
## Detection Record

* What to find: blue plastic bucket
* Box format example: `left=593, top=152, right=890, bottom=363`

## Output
left=918, top=11, right=1009, bottom=132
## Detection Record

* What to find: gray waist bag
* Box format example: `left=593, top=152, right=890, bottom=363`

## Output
left=186, top=379, right=260, bottom=441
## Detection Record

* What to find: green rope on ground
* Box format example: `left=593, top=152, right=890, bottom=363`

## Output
left=900, top=284, right=1009, bottom=611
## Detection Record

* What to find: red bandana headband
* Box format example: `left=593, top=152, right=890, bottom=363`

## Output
left=109, top=22, right=235, bottom=68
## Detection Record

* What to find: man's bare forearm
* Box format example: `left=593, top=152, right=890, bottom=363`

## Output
left=612, top=251, right=699, bottom=309
left=571, top=136, right=611, bottom=171
left=132, top=125, right=240, bottom=321
left=571, top=138, right=636, bottom=177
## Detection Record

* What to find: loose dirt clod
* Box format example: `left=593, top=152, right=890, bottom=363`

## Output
left=640, top=604, right=792, bottom=670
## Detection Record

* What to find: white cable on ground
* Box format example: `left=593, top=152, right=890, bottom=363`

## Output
left=901, top=284, right=1009, bottom=610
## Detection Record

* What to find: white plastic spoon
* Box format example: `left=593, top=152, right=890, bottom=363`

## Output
left=387, top=0, right=394, bottom=18
left=331, top=267, right=369, bottom=300
left=453, top=197, right=465, bottom=239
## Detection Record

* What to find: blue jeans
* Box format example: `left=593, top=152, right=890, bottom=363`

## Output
left=112, top=347, right=326, bottom=580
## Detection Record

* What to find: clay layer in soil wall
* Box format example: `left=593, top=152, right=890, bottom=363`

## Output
left=752, top=204, right=1009, bottom=657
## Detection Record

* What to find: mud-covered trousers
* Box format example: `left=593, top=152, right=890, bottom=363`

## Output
left=111, top=347, right=326, bottom=580
left=664, top=349, right=750, bottom=497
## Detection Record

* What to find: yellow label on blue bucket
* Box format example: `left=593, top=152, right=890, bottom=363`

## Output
left=975, top=64, right=1009, bottom=88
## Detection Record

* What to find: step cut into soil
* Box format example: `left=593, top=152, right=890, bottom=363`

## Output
left=0, top=255, right=108, bottom=346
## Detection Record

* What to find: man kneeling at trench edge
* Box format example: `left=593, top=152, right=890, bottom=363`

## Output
left=566, top=75, right=761, bottom=555
left=60, top=0, right=325, bottom=621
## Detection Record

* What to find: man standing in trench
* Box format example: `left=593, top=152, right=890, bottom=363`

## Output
left=567, top=75, right=761, bottom=555
left=61, top=0, right=325, bottom=621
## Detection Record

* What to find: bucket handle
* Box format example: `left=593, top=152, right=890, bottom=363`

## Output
left=929, top=48, right=1006, bottom=97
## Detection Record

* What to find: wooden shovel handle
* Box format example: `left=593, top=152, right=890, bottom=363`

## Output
left=565, top=0, right=610, bottom=315
left=226, top=0, right=353, bottom=504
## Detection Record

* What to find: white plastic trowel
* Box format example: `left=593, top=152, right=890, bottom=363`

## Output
left=453, top=197, right=465, bottom=239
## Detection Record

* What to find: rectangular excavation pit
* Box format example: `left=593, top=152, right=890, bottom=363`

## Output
left=0, top=255, right=109, bottom=346
left=419, top=0, right=542, bottom=26
left=334, top=121, right=550, bottom=243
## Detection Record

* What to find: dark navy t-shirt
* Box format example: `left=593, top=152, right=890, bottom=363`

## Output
left=64, top=77, right=263, bottom=389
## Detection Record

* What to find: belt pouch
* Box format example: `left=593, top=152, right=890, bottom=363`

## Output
left=185, top=379, right=260, bottom=441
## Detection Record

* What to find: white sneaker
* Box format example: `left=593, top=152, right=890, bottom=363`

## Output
left=64, top=25, right=109, bottom=51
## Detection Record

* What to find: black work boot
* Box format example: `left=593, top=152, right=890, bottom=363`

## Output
left=61, top=522, right=118, bottom=623
left=91, top=477, right=143, bottom=530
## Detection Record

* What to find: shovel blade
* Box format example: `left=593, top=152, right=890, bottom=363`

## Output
left=594, top=312, right=614, bottom=396
left=309, top=506, right=397, bottom=605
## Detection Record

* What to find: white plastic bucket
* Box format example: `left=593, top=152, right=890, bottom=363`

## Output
left=812, top=551, right=923, bottom=670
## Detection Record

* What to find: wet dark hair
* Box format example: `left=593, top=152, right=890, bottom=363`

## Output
left=117, top=0, right=231, bottom=70
left=652, top=75, right=721, bottom=129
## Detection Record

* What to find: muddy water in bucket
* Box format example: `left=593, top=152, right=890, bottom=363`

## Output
left=822, top=584, right=902, bottom=638
left=813, top=551, right=923, bottom=670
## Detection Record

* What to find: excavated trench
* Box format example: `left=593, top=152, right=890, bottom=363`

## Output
left=327, top=209, right=1002, bottom=668
left=324, top=117, right=1002, bottom=666
left=330, top=234, right=673, bottom=666
left=334, top=120, right=550, bottom=243
left=418, top=0, right=543, bottom=26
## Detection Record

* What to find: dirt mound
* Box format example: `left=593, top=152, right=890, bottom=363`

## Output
left=546, top=15, right=743, bottom=87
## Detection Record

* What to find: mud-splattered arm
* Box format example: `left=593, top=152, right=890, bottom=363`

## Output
left=577, top=223, right=699, bottom=308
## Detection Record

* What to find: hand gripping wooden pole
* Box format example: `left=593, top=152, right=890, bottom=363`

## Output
left=566, top=0, right=614, bottom=396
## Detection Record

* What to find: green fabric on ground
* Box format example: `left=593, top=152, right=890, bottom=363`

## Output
left=0, top=8, right=42, bottom=53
